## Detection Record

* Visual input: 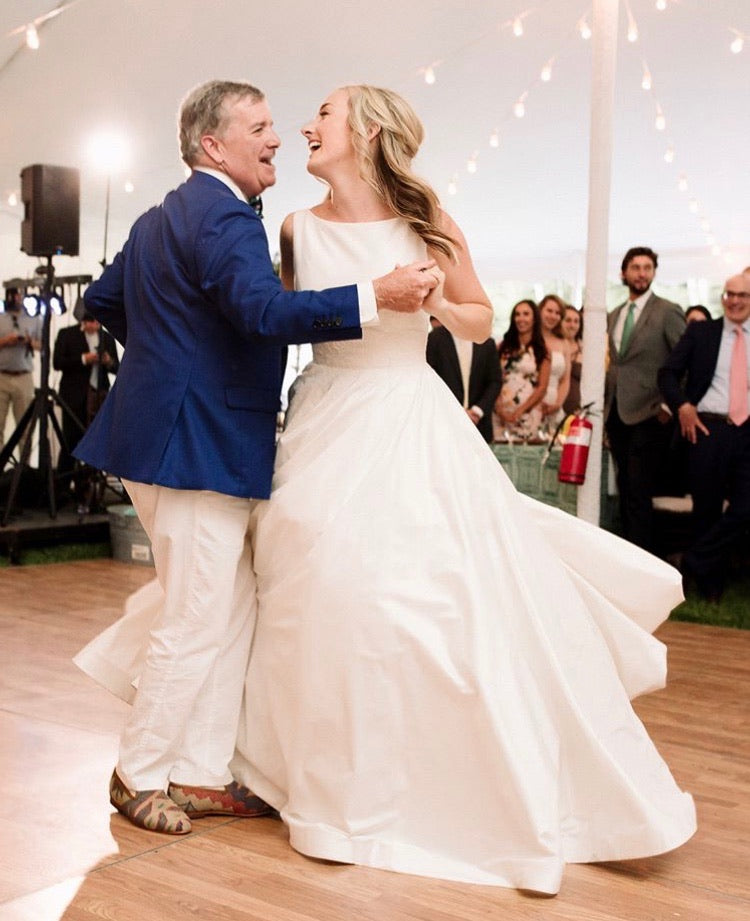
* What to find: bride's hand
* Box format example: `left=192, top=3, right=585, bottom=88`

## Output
left=421, top=267, right=446, bottom=315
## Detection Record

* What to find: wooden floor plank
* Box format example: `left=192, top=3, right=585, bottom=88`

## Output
left=0, top=560, right=747, bottom=920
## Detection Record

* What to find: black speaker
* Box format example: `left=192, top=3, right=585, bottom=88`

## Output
left=20, top=164, right=80, bottom=257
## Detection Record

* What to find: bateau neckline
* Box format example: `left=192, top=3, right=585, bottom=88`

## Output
left=307, top=210, right=400, bottom=226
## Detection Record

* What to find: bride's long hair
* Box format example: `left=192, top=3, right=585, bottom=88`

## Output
left=344, top=85, right=457, bottom=260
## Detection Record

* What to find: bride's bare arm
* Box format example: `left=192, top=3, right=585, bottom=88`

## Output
left=423, top=212, right=493, bottom=343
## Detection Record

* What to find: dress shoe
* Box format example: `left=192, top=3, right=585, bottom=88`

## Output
left=109, top=768, right=192, bottom=835
left=167, top=780, right=274, bottom=818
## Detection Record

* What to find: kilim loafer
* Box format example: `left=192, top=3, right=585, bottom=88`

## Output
left=167, top=780, right=274, bottom=818
left=109, top=768, right=192, bottom=835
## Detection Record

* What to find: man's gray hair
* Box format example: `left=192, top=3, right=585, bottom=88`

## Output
left=179, top=80, right=264, bottom=165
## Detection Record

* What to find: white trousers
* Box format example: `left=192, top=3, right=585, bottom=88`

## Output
left=118, top=480, right=258, bottom=791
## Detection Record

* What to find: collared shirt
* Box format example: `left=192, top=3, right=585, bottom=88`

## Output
left=450, top=332, right=483, bottom=418
left=697, top=317, right=750, bottom=415
left=84, top=328, right=100, bottom=388
left=0, top=310, right=41, bottom=372
left=612, top=288, right=651, bottom=352
left=193, top=167, right=376, bottom=325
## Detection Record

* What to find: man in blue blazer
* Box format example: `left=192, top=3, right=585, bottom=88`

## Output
left=76, top=80, right=438, bottom=835
left=658, top=272, right=750, bottom=600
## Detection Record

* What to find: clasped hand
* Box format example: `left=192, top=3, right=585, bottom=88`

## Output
left=373, top=260, right=444, bottom=313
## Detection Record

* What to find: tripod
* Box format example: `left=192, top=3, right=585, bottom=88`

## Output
left=0, top=257, right=84, bottom=526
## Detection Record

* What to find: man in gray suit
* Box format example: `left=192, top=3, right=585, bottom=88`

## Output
left=605, top=247, right=686, bottom=552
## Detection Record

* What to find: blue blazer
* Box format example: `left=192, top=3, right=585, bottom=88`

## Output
left=75, top=171, right=362, bottom=498
left=657, top=318, right=723, bottom=412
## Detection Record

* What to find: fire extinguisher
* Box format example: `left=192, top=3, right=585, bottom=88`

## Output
left=558, top=409, right=594, bottom=485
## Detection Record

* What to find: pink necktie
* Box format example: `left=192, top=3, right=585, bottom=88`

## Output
left=728, top=326, right=749, bottom=426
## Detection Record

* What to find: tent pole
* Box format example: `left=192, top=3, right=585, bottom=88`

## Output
left=578, top=0, right=620, bottom=525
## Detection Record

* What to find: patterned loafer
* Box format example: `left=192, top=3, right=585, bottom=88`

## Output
left=167, top=780, right=274, bottom=818
left=109, top=769, right=192, bottom=835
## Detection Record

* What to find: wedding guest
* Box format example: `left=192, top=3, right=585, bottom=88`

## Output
left=685, top=305, right=711, bottom=324
left=538, top=294, right=571, bottom=431
left=559, top=305, right=583, bottom=416
left=493, top=299, right=550, bottom=442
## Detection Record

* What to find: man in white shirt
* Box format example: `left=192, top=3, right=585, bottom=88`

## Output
left=605, top=246, right=686, bottom=552
left=658, top=272, right=750, bottom=600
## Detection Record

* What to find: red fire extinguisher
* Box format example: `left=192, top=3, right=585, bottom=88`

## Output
left=558, top=410, right=594, bottom=485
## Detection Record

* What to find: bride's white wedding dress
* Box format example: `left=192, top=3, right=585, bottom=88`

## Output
left=75, top=211, right=695, bottom=894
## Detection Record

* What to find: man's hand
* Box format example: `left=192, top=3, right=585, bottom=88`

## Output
left=83, top=351, right=100, bottom=365
left=373, top=260, right=438, bottom=313
left=677, top=402, right=709, bottom=444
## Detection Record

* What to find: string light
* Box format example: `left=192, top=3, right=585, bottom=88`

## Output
left=655, top=0, right=667, bottom=10
left=512, top=17, right=524, bottom=38
left=654, top=105, right=666, bottom=131
left=513, top=96, right=526, bottom=118
left=7, top=192, right=18, bottom=207
left=25, top=24, right=40, bottom=50
left=730, top=31, right=744, bottom=54
left=624, top=1, right=639, bottom=42
left=489, top=129, right=500, bottom=148
left=447, top=175, right=458, bottom=196
left=124, top=181, right=135, bottom=193
left=422, top=65, right=437, bottom=85
left=688, top=198, right=699, bottom=213
left=466, top=152, right=478, bottom=174
left=663, top=144, right=675, bottom=164
left=641, top=65, right=652, bottom=91
left=578, top=17, right=592, bottom=40
left=540, top=59, right=554, bottom=82
left=677, top=174, right=688, bottom=192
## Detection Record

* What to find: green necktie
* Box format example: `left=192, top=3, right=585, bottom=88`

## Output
left=619, top=302, right=636, bottom=356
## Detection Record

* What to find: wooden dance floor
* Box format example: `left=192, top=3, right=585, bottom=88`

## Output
left=0, top=559, right=748, bottom=921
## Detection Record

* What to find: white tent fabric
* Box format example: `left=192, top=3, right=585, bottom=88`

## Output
left=1, top=0, right=748, bottom=293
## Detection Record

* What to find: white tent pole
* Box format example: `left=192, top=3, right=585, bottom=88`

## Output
left=578, top=0, right=620, bottom=525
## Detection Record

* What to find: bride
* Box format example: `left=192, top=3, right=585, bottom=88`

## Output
left=79, top=84, right=696, bottom=895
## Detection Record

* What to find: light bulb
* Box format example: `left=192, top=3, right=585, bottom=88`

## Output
left=628, top=24, right=639, bottom=43
left=655, top=112, right=666, bottom=131
left=579, top=20, right=592, bottom=40
left=8, top=192, right=18, bottom=207
left=730, top=36, right=744, bottom=54
left=466, top=155, right=478, bottom=174
left=700, top=219, right=710, bottom=232
left=512, top=17, right=524, bottom=37
left=688, top=198, right=699, bottom=213
left=513, top=100, right=525, bottom=118
left=656, top=0, right=667, bottom=10
left=663, top=145, right=674, bottom=163
left=447, top=179, right=457, bottom=196
left=677, top=174, right=688, bottom=192
left=424, top=65, right=436, bottom=85
left=540, top=63, right=552, bottom=82
left=26, top=24, right=40, bottom=50
left=489, top=130, right=500, bottom=149
left=711, top=244, right=721, bottom=256
left=641, top=69, right=652, bottom=91
left=124, top=181, right=135, bottom=193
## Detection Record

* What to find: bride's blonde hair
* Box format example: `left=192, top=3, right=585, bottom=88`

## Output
left=343, top=85, right=457, bottom=260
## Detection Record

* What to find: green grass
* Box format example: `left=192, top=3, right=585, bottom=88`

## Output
left=671, top=567, right=750, bottom=630
left=0, top=541, right=112, bottom=567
